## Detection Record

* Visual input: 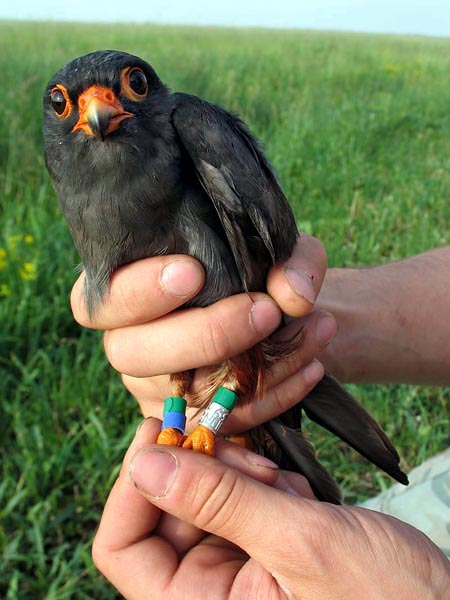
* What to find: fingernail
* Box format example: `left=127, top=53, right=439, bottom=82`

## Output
left=302, top=360, right=324, bottom=386
left=283, top=267, right=316, bottom=304
left=246, top=453, right=279, bottom=470
left=285, top=486, right=303, bottom=497
left=160, top=260, right=203, bottom=297
left=135, top=416, right=153, bottom=434
left=250, top=299, right=281, bottom=335
left=315, top=313, right=337, bottom=347
left=129, top=447, right=178, bottom=498
left=274, top=474, right=303, bottom=497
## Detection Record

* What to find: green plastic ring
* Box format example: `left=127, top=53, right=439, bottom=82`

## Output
left=163, top=396, right=187, bottom=414
left=212, top=387, right=238, bottom=411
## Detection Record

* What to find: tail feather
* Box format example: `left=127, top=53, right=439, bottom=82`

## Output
left=301, top=372, right=409, bottom=485
left=263, top=419, right=342, bottom=504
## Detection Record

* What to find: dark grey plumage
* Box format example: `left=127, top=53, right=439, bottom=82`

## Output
left=44, top=50, right=296, bottom=315
left=44, top=50, right=408, bottom=503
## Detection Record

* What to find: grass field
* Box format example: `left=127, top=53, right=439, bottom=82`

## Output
left=0, top=19, right=449, bottom=599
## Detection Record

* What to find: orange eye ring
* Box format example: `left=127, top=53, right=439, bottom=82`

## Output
left=120, top=66, right=148, bottom=101
left=50, top=84, right=72, bottom=119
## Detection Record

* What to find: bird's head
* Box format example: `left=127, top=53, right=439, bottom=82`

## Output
left=43, top=51, right=181, bottom=314
left=43, top=50, right=171, bottom=186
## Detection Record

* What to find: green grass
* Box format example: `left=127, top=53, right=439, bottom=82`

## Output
left=1, top=19, right=449, bottom=598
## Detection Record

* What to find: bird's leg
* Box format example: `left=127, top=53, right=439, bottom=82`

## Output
left=156, top=396, right=187, bottom=447
left=182, top=377, right=239, bottom=456
left=156, top=372, right=191, bottom=447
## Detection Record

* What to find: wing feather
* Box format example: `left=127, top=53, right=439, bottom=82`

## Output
left=172, top=93, right=297, bottom=290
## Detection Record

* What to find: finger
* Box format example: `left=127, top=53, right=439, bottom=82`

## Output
left=129, top=444, right=321, bottom=583
left=267, top=233, right=328, bottom=318
left=104, top=293, right=281, bottom=377
left=92, top=418, right=179, bottom=591
left=123, top=361, right=322, bottom=442
left=93, top=418, right=162, bottom=552
left=122, top=365, right=323, bottom=437
left=154, top=439, right=280, bottom=555
left=121, top=373, right=170, bottom=417
left=222, top=359, right=324, bottom=434
left=71, top=255, right=205, bottom=329
left=266, top=311, right=336, bottom=389
left=121, top=311, right=336, bottom=430
left=274, top=471, right=316, bottom=500
left=221, top=310, right=336, bottom=433
left=214, top=439, right=279, bottom=482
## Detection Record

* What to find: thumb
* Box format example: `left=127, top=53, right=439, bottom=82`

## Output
left=267, top=233, right=327, bottom=318
left=129, top=444, right=318, bottom=572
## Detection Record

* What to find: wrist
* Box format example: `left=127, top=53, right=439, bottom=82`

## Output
left=316, top=267, right=395, bottom=382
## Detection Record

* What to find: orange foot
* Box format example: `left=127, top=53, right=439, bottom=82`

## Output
left=157, top=427, right=186, bottom=447
left=182, top=425, right=215, bottom=456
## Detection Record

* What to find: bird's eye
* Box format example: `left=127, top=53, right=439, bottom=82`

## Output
left=121, top=67, right=148, bottom=101
left=50, top=85, right=72, bottom=119
left=129, top=69, right=148, bottom=95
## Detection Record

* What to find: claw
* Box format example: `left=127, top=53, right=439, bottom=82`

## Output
left=225, top=433, right=255, bottom=450
left=157, top=426, right=186, bottom=447
left=182, top=425, right=215, bottom=456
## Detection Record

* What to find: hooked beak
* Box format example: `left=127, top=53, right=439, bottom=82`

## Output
left=72, top=85, right=134, bottom=140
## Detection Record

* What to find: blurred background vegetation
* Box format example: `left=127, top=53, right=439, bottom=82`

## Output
left=0, top=20, right=449, bottom=598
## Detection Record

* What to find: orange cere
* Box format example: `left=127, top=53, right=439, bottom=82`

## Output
left=72, top=85, right=134, bottom=137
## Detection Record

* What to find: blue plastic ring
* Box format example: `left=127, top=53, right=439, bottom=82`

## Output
left=162, top=411, right=186, bottom=433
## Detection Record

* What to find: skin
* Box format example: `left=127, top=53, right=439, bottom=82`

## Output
left=71, top=233, right=334, bottom=429
left=92, top=418, right=450, bottom=599
left=71, top=235, right=450, bottom=598
left=317, top=246, right=450, bottom=385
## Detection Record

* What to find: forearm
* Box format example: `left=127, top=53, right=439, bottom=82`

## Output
left=318, top=246, right=450, bottom=385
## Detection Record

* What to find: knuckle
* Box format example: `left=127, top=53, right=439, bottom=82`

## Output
left=285, top=346, right=307, bottom=375
left=198, top=315, right=233, bottom=364
left=103, top=330, right=126, bottom=373
left=266, top=385, right=287, bottom=416
left=190, top=467, right=244, bottom=535
left=269, top=366, right=311, bottom=414
left=271, top=346, right=307, bottom=385
left=91, top=535, right=107, bottom=573
left=70, top=285, right=89, bottom=327
left=121, top=373, right=135, bottom=392
left=121, top=373, right=143, bottom=394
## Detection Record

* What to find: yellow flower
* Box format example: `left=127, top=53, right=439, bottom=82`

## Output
left=0, top=283, right=10, bottom=296
left=383, top=63, right=400, bottom=74
left=0, top=248, right=6, bottom=270
left=24, top=235, right=34, bottom=244
left=8, top=234, right=23, bottom=250
left=19, top=261, right=37, bottom=281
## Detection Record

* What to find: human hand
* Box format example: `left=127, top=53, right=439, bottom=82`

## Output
left=93, top=418, right=450, bottom=599
left=71, top=234, right=335, bottom=432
